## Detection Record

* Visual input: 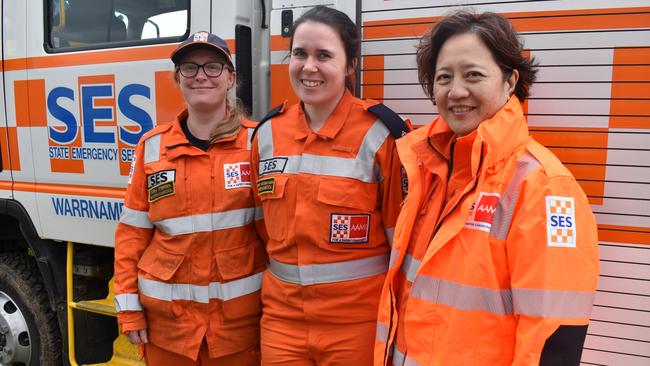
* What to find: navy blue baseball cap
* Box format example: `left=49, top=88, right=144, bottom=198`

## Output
left=171, top=31, right=233, bottom=68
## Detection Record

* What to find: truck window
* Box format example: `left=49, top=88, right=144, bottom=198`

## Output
left=46, top=0, right=189, bottom=51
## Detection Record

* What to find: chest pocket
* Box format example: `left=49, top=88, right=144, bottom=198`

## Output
left=317, top=177, right=377, bottom=212
left=258, top=175, right=289, bottom=242
left=144, top=160, right=188, bottom=222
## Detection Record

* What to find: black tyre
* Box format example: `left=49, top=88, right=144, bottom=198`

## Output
left=0, top=253, right=62, bottom=366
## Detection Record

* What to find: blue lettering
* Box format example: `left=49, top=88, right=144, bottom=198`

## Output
left=52, top=198, right=65, bottom=215
left=47, top=87, right=78, bottom=144
left=550, top=216, right=558, bottom=226
left=121, top=148, right=135, bottom=163
left=118, top=84, right=153, bottom=145
left=89, top=200, right=99, bottom=218
left=82, top=85, right=115, bottom=143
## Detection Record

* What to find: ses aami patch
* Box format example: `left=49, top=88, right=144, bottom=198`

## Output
left=465, top=192, right=500, bottom=232
left=224, top=162, right=252, bottom=189
left=330, top=214, right=370, bottom=244
left=546, top=196, right=576, bottom=247
left=147, top=169, right=176, bottom=202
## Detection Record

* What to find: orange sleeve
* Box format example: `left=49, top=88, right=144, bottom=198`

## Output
left=506, top=173, right=599, bottom=365
left=375, top=134, right=406, bottom=242
left=250, top=133, right=269, bottom=243
left=113, top=139, right=154, bottom=333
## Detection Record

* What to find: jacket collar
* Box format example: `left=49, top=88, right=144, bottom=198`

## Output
left=293, top=89, right=354, bottom=140
left=399, top=96, right=529, bottom=174
left=162, top=109, right=245, bottom=160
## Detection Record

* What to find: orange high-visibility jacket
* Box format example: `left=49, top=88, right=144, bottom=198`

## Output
left=375, top=97, right=599, bottom=365
left=114, top=111, right=266, bottom=360
left=251, top=91, right=405, bottom=324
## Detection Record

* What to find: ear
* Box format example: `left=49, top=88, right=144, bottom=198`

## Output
left=507, top=69, right=519, bottom=96
left=228, top=70, right=237, bottom=89
left=346, top=57, right=359, bottom=76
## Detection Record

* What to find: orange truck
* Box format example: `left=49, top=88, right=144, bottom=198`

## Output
left=0, top=0, right=648, bottom=365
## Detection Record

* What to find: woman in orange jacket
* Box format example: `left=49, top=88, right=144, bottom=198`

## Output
left=374, top=11, right=599, bottom=366
left=114, top=31, right=265, bottom=365
left=251, top=6, right=408, bottom=366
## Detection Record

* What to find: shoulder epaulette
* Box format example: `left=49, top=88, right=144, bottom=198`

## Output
left=141, top=122, right=172, bottom=141
left=366, top=103, right=412, bottom=139
left=251, top=101, right=287, bottom=142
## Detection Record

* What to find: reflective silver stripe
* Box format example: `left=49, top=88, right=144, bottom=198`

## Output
left=393, top=347, right=421, bottom=366
left=257, top=120, right=274, bottom=160
left=376, top=322, right=389, bottom=343
left=138, top=272, right=262, bottom=303
left=411, top=274, right=594, bottom=318
left=411, top=275, right=513, bottom=315
left=389, top=249, right=399, bottom=270
left=513, top=288, right=595, bottom=318
left=119, top=207, right=153, bottom=229
left=269, top=254, right=389, bottom=285
left=254, top=206, right=264, bottom=220
left=114, top=293, right=143, bottom=312
left=154, top=207, right=256, bottom=236
left=294, top=153, right=378, bottom=182
left=144, top=134, right=161, bottom=164
left=246, top=127, right=254, bottom=151
left=489, top=152, right=541, bottom=240
left=385, top=227, right=395, bottom=247
left=256, top=119, right=390, bottom=183
left=401, top=253, right=420, bottom=283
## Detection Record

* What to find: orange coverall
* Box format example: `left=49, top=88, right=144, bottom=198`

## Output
left=375, top=97, right=599, bottom=365
left=251, top=91, right=405, bottom=365
left=114, top=111, right=265, bottom=364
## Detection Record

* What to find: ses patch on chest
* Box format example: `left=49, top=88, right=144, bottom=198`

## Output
left=147, top=169, right=176, bottom=202
left=330, top=214, right=370, bottom=244
left=546, top=196, right=576, bottom=247
left=224, top=162, right=252, bottom=189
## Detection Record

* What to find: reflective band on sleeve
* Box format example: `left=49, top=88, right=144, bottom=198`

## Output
left=489, top=152, right=541, bottom=240
left=154, top=207, right=256, bottom=236
left=119, top=207, right=153, bottom=229
left=144, top=134, right=161, bottom=164
left=246, top=128, right=254, bottom=151
left=393, top=346, right=421, bottom=366
left=114, top=293, right=143, bottom=312
left=254, top=206, right=264, bottom=220
left=513, top=288, right=595, bottom=318
left=376, top=322, right=389, bottom=342
left=401, top=253, right=420, bottom=284
left=269, top=254, right=389, bottom=285
left=138, top=272, right=262, bottom=303
left=389, top=249, right=399, bottom=270
left=257, top=121, right=274, bottom=160
left=385, top=227, right=395, bottom=247
left=411, top=274, right=595, bottom=318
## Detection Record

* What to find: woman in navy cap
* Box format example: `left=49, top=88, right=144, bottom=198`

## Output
left=114, top=31, right=265, bottom=365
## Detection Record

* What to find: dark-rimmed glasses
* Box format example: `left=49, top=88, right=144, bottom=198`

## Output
left=177, top=62, right=228, bottom=78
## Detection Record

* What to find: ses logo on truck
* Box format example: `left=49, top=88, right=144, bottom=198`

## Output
left=330, top=214, right=370, bottom=244
left=148, top=170, right=176, bottom=202
left=546, top=196, right=576, bottom=247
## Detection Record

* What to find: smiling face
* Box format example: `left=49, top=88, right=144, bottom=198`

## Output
left=288, top=21, right=354, bottom=111
left=177, top=48, right=235, bottom=113
left=433, top=32, right=518, bottom=136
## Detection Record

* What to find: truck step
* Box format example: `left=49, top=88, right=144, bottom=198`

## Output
left=71, top=297, right=117, bottom=317
left=84, top=334, right=144, bottom=366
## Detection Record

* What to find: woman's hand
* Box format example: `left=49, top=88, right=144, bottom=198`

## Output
left=125, top=329, right=149, bottom=344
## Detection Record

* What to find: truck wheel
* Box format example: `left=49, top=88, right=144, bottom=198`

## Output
left=0, top=253, right=62, bottom=366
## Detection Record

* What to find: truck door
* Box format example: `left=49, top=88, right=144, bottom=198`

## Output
left=1, top=0, right=28, bottom=201
left=19, top=0, right=210, bottom=247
